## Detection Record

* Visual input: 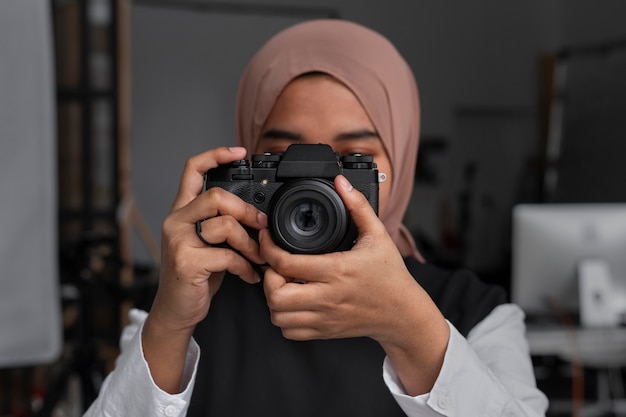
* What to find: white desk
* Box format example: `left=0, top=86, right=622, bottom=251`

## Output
left=527, top=325, right=626, bottom=416
left=527, top=326, right=626, bottom=366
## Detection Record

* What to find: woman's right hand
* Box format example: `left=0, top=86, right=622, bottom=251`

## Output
left=142, top=146, right=267, bottom=393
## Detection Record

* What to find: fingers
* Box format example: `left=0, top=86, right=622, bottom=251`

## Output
left=263, top=266, right=356, bottom=341
left=259, top=228, right=337, bottom=282
left=196, top=213, right=266, bottom=265
left=162, top=214, right=262, bottom=284
left=199, top=246, right=261, bottom=284
left=262, top=265, right=321, bottom=309
left=168, top=146, right=267, bottom=262
left=193, top=188, right=267, bottom=265
left=185, top=186, right=267, bottom=228
left=262, top=267, right=327, bottom=340
left=171, top=179, right=268, bottom=266
left=171, top=146, right=247, bottom=212
left=334, top=175, right=386, bottom=240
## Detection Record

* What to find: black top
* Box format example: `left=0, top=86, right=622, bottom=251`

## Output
left=188, top=258, right=506, bottom=416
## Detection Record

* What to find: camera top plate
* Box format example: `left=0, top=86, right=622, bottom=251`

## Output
left=273, top=143, right=341, bottom=179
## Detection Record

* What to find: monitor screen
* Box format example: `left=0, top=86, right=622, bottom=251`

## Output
left=511, top=203, right=626, bottom=325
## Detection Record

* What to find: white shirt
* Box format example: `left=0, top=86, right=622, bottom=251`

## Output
left=84, top=304, right=548, bottom=416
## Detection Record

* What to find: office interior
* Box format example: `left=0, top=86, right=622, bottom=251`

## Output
left=1, top=0, right=625, bottom=416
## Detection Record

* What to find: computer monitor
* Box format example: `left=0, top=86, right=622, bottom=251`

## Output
left=511, top=203, right=626, bottom=326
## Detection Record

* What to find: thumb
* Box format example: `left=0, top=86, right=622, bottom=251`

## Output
left=334, top=175, right=384, bottom=236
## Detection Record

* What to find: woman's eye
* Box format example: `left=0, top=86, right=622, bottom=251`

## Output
left=341, top=150, right=371, bottom=156
left=259, top=146, right=289, bottom=154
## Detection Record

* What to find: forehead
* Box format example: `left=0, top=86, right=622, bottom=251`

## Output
left=263, top=75, right=374, bottom=130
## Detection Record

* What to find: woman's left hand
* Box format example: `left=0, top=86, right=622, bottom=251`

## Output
left=260, top=175, right=450, bottom=395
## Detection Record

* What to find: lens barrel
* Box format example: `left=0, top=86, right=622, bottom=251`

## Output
left=268, top=179, right=349, bottom=254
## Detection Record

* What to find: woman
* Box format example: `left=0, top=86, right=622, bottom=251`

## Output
left=85, top=19, right=548, bottom=416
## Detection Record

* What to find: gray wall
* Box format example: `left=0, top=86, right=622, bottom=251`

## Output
left=129, top=0, right=626, bottom=268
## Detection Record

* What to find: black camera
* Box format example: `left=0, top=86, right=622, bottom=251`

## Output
left=196, top=143, right=379, bottom=254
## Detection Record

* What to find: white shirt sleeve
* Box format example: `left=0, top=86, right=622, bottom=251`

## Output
left=83, top=309, right=199, bottom=417
left=383, top=303, right=549, bottom=416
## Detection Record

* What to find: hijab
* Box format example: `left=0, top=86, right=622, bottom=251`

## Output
left=235, top=19, right=423, bottom=261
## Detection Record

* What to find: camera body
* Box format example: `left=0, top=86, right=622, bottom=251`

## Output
left=198, top=143, right=379, bottom=254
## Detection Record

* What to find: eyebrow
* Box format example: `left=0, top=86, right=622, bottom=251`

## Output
left=334, top=129, right=379, bottom=141
left=261, top=129, right=302, bottom=141
left=261, top=128, right=379, bottom=142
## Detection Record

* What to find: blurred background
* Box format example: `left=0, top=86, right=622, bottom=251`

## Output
left=1, top=0, right=625, bottom=415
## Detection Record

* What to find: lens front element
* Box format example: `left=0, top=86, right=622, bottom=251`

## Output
left=269, top=179, right=349, bottom=254
left=291, top=201, right=326, bottom=236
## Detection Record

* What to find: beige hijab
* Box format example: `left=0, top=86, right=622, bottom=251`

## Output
left=235, top=19, right=423, bottom=261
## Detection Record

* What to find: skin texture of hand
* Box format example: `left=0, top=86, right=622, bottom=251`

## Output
left=261, top=175, right=450, bottom=396
left=142, top=147, right=268, bottom=394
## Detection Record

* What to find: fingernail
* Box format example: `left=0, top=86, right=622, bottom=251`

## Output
left=258, top=212, right=268, bottom=227
left=228, top=146, right=246, bottom=153
left=337, top=175, right=353, bottom=192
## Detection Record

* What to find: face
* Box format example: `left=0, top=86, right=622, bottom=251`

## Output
left=256, top=74, right=393, bottom=217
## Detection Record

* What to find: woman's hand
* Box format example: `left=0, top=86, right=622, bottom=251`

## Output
left=143, top=146, right=267, bottom=393
left=260, top=175, right=449, bottom=395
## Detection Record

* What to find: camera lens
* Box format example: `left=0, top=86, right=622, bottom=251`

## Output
left=291, top=201, right=326, bottom=236
left=268, top=179, right=350, bottom=254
